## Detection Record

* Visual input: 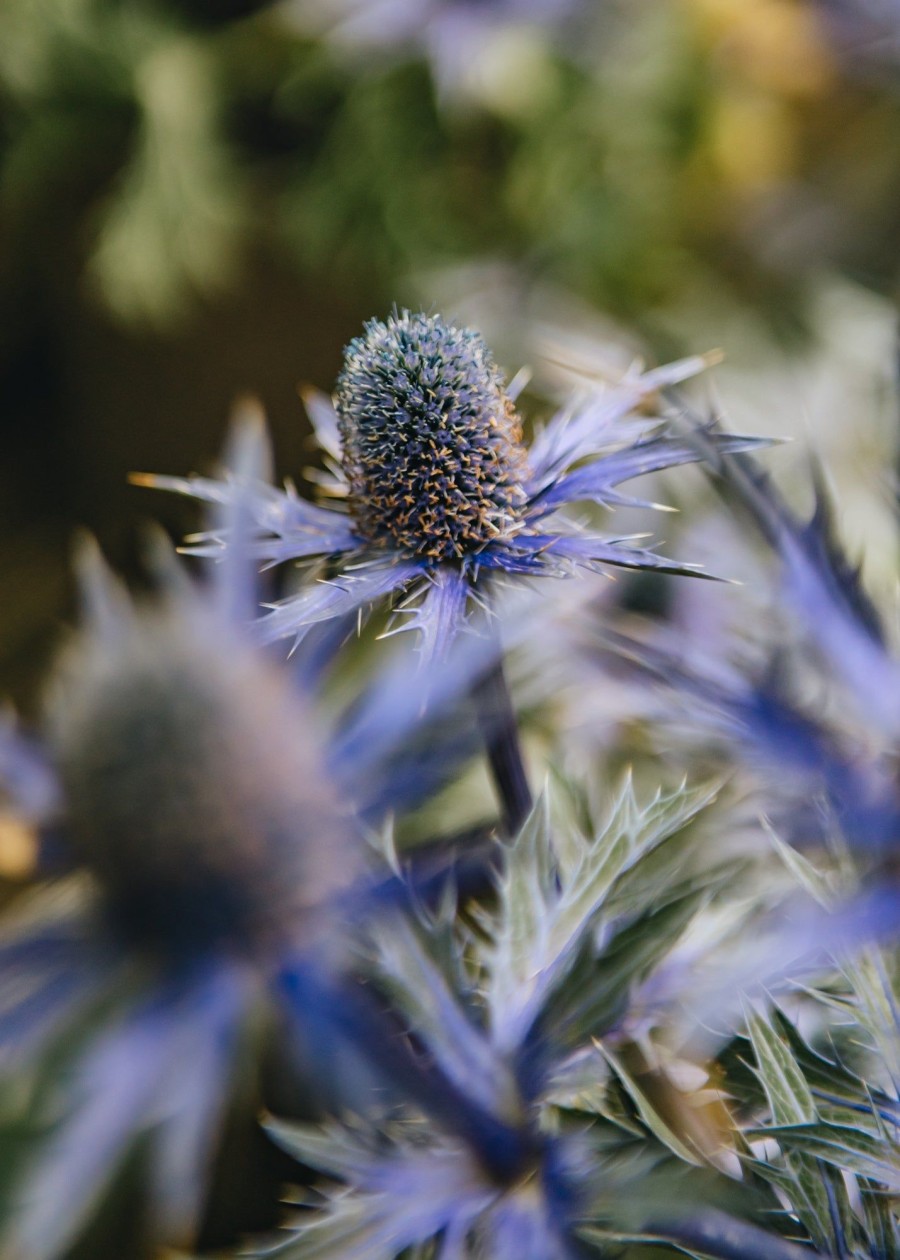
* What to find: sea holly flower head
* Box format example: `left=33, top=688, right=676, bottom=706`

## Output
left=46, top=558, right=350, bottom=961
left=0, top=545, right=359, bottom=1260
left=335, top=311, right=528, bottom=561
left=142, top=311, right=770, bottom=664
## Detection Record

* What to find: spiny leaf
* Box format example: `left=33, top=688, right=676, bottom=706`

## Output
left=763, top=820, right=838, bottom=909
left=745, top=1157, right=836, bottom=1256
left=264, top=1118, right=379, bottom=1182
left=555, top=777, right=719, bottom=951
left=767, top=1006, right=900, bottom=1130
left=370, top=916, right=516, bottom=1119
left=540, top=884, right=714, bottom=1052
left=482, top=776, right=719, bottom=1054
left=745, top=1009, right=837, bottom=1253
left=746, top=1010, right=817, bottom=1127
left=745, top=1121, right=900, bottom=1189
left=254, top=1191, right=385, bottom=1260
left=581, top=1209, right=817, bottom=1260
left=481, top=792, right=555, bottom=1055
left=839, top=950, right=900, bottom=1083
left=860, top=1179, right=900, bottom=1259
left=252, top=1130, right=494, bottom=1260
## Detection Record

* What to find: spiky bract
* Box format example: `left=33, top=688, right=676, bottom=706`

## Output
left=335, top=311, right=528, bottom=562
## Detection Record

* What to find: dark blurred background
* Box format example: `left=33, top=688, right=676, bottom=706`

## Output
left=3, top=0, right=900, bottom=711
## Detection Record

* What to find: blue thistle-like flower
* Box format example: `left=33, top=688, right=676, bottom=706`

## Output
left=141, top=311, right=769, bottom=664
left=335, top=312, right=527, bottom=561
left=0, top=417, right=499, bottom=1260
left=590, top=422, right=900, bottom=861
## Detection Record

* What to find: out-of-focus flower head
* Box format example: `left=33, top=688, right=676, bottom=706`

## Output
left=142, top=311, right=767, bottom=666
left=583, top=403, right=900, bottom=876
left=46, top=550, right=350, bottom=963
left=0, top=415, right=496, bottom=1260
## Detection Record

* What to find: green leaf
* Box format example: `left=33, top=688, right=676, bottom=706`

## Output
left=745, top=1010, right=838, bottom=1252
left=542, top=885, right=710, bottom=1051
left=553, top=777, right=719, bottom=961
left=743, top=1157, right=835, bottom=1256
left=253, top=1191, right=388, bottom=1260
left=254, top=1126, right=494, bottom=1259
left=746, top=1010, right=816, bottom=1126
left=763, top=819, right=837, bottom=908
left=860, top=1179, right=900, bottom=1259
left=481, top=775, right=719, bottom=1053
left=264, top=1118, right=377, bottom=1181
left=481, top=792, right=556, bottom=1053
left=745, top=1121, right=900, bottom=1188
left=766, top=1006, right=900, bottom=1134
left=839, top=949, right=900, bottom=1083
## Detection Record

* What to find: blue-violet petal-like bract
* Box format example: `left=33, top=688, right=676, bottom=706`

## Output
left=142, top=310, right=770, bottom=665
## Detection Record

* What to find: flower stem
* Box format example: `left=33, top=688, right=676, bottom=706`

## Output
left=472, top=654, right=532, bottom=838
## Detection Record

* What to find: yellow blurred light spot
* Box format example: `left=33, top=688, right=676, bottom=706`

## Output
left=687, top=0, right=835, bottom=98
left=0, top=814, right=38, bottom=880
left=707, top=91, right=798, bottom=190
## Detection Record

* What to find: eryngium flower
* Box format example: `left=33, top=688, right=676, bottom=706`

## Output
left=0, top=415, right=483, bottom=1260
left=143, top=311, right=768, bottom=664
left=0, top=548, right=361, bottom=1260
left=48, top=579, right=350, bottom=960
left=335, top=313, right=527, bottom=561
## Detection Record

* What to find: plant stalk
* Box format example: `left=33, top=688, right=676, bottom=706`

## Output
left=472, top=654, right=532, bottom=838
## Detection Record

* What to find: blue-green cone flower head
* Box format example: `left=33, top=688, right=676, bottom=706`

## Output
left=335, top=311, right=528, bottom=562
left=46, top=560, right=352, bottom=962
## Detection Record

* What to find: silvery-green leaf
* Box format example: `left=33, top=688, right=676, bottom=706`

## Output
left=370, top=917, right=517, bottom=1119
left=766, top=1007, right=900, bottom=1130
left=482, top=776, right=718, bottom=1053
left=763, top=820, right=838, bottom=909
left=550, top=776, right=718, bottom=968
left=745, top=1010, right=836, bottom=1252
left=860, top=1180, right=900, bottom=1259
left=543, top=1044, right=612, bottom=1114
left=746, top=1121, right=900, bottom=1189
left=255, top=1192, right=383, bottom=1260
left=542, top=886, right=710, bottom=1051
left=264, top=1118, right=383, bottom=1182
left=481, top=793, right=555, bottom=1053
left=745, top=1157, right=839, bottom=1257
left=838, top=949, right=900, bottom=1083
left=746, top=1010, right=817, bottom=1127
left=581, top=1209, right=821, bottom=1260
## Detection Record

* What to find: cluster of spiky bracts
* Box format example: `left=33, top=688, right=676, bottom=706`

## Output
left=335, top=311, right=528, bottom=562
left=145, top=311, right=766, bottom=667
